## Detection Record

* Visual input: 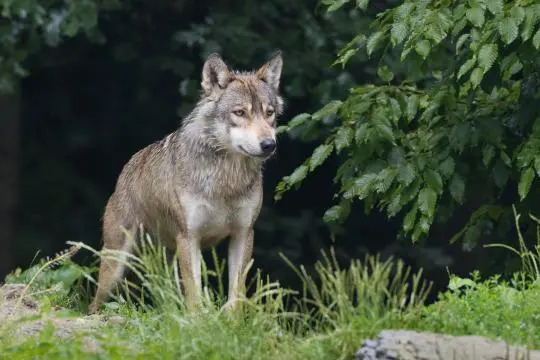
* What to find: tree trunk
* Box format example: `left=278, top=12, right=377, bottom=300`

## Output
left=0, top=89, right=20, bottom=281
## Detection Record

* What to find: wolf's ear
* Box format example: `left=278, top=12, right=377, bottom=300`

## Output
left=256, top=52, right=283, bottom=91
left=201, top=53, right=231, bottom=95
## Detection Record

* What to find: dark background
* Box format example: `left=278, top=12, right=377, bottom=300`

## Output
left=0, top=0, right=524, bottom=295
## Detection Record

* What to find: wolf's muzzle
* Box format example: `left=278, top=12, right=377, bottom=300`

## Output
left=260, top=138, right=277, bottom=155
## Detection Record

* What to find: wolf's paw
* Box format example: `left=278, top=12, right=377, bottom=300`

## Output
left=221, top=298, right=243, bottom=313
left=87, top=301, right=100, bottom=314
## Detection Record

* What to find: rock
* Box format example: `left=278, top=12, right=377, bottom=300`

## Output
left=356, top=330, right=540, bottom=360
left=107, top=315, right=125, bottom=325
left=0, top=283, right=40, bottom=321
left=0, top=283, right=113, bottom=353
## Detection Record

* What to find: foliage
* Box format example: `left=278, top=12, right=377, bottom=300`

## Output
left=5, top=244, right=93, bottom=309
left=0, top=0, right=121, bottom=93
left=485, top=206, right=540, bottom=281
left=411, top=208, right=540, bottom=347
left=414, top=273, right=540, bottom=348
left=276, top=0, right=540, bottom=244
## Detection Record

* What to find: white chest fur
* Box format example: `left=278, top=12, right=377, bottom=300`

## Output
left=180, top=189, right=261, bottom=246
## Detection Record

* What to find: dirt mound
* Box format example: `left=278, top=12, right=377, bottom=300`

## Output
left=356, top=330, right=540, bottom=360
left=0, top=284, right=123, bottom=353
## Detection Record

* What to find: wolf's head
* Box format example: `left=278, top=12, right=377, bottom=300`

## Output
left=198, top=52, right=283, bottom=159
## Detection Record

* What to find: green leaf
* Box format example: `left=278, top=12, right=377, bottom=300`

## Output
left=500, top=151, right=512, bottom=168
left=323, top=204, right=347, bottom=223
left=533, top=29, right=540, bottom=49
left=498, top=18, right=519, bottom=44
left=288, top=165, right=308, bottom=185
left=355, top=123, right=370, bottom=144
left=352, top=100, right=372, bottom=115
left=403, top=205, right=418, bottom=232
left=372, top=108, right=395, bottom=144
left=276, top=126, right=288, bottom=135
left=521, top=10, right=538, bottom=41
left=425, top=23, right=447, bottom=45
left=456, top=34, right=470, bottom=54
left=389, top=98, right=402, bottom=123
left=391, top=22, right=407, bottom=46
left=406, top=94, right=419, bottom=122
left=449, top=174, right=465, bottom=204
left=418, top=187, right=437, bottom=218
left=312, top=100, right=342, bottom=120
left=287, top=113, right=311, bottom=129
left=367, top=31, right=385, bottom=56
left=401, top=180, right=421, bottom=206
left=334, top=127, right=353, bottom=153
left=448, top=276, right=476, bottom=291
left=353, top=173, right=378, bottom=199
left=510, top=7, right=525, bottom=26
left=535, top=156, right=540, bottom=177
left=374, top=123, right=395, bottom=144
left=387, top=193, right=403, bottom=217
left=411, top=223, right=424, bottom=242
left=414, top=40, right=431, bottom=59
left=450, top=122, right=470, bottom=152
left=309, top=144, right=334, bottom=171
left=466, top=7, right=485, bottom=27
left=327, top=0, right=350, bottom=12
left=377, top=65, right=394, bottom=82
left=417, top=215, right=431, bottom=234
left=478, top=44, right=498, bottom=73
left=518, top=167, right=535, bottom=200
left=375, top=168, right=397, bottom=193
left=506, top=59, right=523, bottom=78
left=63, top=19, right=81, bottom=37
left=356, top=0, right=369, bottom=10
left=463, top=224, right=481, bottom=250
left=398, top=163, right=416, bottom=186
left=425, top=169, right=443, bottom=194
left=486, top=0, right=503, bottom=15
left=395, top=3, right=414, bottom=20
left=439, top=157, right=455, bottom=179
left=78, top=1, right=99, bottom=30
left=470, top=67, right=484, bottom=88
left=482, top=144, right=495, bottom=167
left=335, top=48, right=358, bottom=68
left=458, top=58, right=476, bottom=80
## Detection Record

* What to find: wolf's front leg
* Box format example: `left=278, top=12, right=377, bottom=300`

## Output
left=224, top=228, right=254, bottom=311
left=176, top=233, right=202, bottom=310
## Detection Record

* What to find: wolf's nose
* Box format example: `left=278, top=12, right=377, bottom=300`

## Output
left=260, top=138, right=276, bottom=154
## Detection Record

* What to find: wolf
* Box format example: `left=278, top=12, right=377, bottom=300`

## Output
left=88, top=52, right=283, bottom=313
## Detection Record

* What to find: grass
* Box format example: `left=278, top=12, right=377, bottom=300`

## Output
left=414, top=274, right=540, bottom=347
left=1, top=210, right=539, bottom=359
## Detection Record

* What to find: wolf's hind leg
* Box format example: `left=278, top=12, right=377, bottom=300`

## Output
left=88, top=223, right=134, bottom=314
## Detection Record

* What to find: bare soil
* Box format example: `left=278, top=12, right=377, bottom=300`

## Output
left=0, top=283, right=124, bottom=353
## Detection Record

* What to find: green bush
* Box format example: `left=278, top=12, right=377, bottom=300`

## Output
left=277, top=0, right=540, bottom=246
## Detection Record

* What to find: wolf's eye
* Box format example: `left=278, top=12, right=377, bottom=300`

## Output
left=266, top=109, right=275, bottom=117
left=233, top=109, right=245, bottom=117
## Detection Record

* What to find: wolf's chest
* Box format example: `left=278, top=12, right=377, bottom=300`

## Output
left=180, top=191, right=260, bottom=245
